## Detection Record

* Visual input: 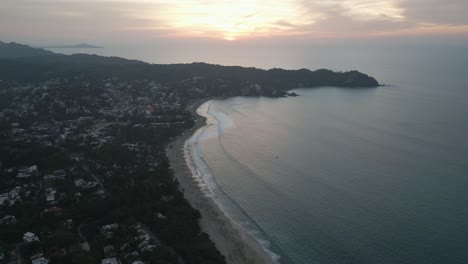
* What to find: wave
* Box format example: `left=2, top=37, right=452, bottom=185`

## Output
left=184, top=100, right=286, bottom=264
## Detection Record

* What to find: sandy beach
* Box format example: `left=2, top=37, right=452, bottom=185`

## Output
left=166, top=99, right=275, bottom=264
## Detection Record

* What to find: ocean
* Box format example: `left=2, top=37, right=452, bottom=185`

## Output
left=52, top=44, right=468, bottom=263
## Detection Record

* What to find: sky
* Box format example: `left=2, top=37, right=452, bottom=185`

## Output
left=1, top=0, right=468, bottom=46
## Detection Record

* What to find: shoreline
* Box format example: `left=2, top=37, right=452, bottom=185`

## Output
left=166, top=98, right=275, bottom=264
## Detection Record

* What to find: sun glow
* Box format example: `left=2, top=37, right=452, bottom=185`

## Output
left=143, top=1, right=316, bottom=40
left=121, top=0, right=468, bottom=40
left=132, top=0, right=409, bottom=40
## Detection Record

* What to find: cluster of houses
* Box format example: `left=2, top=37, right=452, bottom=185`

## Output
left=0, top=186, right=23, bottom=206
left=97, top=80, right=183, bottom=119
left=97, top=222, right=161, bottom=264
left=0, top=162, right=105, bottom=262
left=0, top=77, right=193, bottom=263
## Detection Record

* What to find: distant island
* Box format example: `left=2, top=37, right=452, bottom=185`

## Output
left=42, top=43, right=103, bottom=49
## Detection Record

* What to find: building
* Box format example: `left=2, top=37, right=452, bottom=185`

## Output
left=0, top=193, right=7, bottom=205
left=101, top=258, right=120, bottom=264
left=44, top=170, right=66, bottom=182
left=23, top=232, right=40, bottom=243
left=16, top=165, right=39, bottom=178
left=45, top=188, right=56, bottom=204
left=31, top=254, right=48, bottom=264
left=0, top=215, right=16, bottom=225
left=101, top=223, right=119, bottom=239
left=53, top=169, right=66, bottom=177
left=43, top=169, right=66, bottom=182
left=74, top=179, right=85, bottom=188
left=8, top=186, right=21, bottom=200
left=16, top=167, right=30, bottom=178
left=29, top=165, right=39, bottom=177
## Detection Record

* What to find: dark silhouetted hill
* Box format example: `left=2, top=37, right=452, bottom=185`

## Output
left=0, top=42, right=380, bottom=96
left=42, top=43, right=103, bottom=49
left=0, top=41, right=54, bottom=58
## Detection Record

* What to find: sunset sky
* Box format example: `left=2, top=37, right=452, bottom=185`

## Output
left=1, top=0, right=468, bottom=45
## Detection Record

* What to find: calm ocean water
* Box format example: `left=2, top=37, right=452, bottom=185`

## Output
left=54, top=44, right=468, bottom=263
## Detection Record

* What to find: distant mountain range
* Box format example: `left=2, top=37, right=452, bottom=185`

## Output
left=0, top=41, right=380, bottom=95
left=42, top=43, right=103, bottom=49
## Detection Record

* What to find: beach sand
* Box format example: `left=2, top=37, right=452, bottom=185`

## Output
left=166, top=99, right=275, bottom=264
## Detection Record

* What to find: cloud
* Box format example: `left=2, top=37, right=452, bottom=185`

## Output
left=400, top=0, right=468, bottom=25
left=296, top=0, right=468, bottom=38
left=304, top=0, right=406, bottom=22
left=0, top=0, right=467, bottom=44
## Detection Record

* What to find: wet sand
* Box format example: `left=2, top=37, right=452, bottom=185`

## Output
left=166, top=99, right=275, bottom=264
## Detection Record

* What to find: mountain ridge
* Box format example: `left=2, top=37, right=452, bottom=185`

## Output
left=0, top=41, right=380, bottom=96
left=42, top=43, right=103, bottom=49
left=0, top=41, right=54, bottom=58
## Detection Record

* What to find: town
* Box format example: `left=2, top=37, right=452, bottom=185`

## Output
left=0, top=76, right=224, bottom=264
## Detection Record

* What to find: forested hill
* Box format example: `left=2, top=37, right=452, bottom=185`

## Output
left=0, top=41, right=54, bottom=58
left=0, top=41, right=380, bottom=97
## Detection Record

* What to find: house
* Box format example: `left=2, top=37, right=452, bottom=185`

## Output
left=23, top=232, right=40, bottom=243
left=141, top=245, right=157, bottom=252
left=16, top=167, right=30, bottom=178
left=137, top=240, right=150, bottom=250
left=74, top=179, right=98, bottom=190
left=29, top=165, right=39, bottom=177
left=44, top=169, right=67, bottom=181
left=156, top=213, right=167, bottom=219
left=74, top=179, right=85, bottom=188
left=16, top=165, right=38, bottom=178
left=103, top=245, right=116, bottom=257
left=137, top=233, right=151, bottom=242
left=101, top=223, right=119, bottom=239
left=8, top=187, right=21, bottom=199
left=82, top=181, right=98, bottom=190
left=31, top=253, right=48, bottom=264
left=7, top=187, right=22, bottom=204
left=0, top=193, right=8, bottom=205
left=53, top=169, right=66, bottom=177
left=45, top=188, right=56, bottom=204
left=101, top=258, right=120, bottom=264
left=0, top=215, right=16, bottom=225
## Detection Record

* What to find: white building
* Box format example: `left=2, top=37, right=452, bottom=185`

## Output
left=16, top=165, right=38, bottom=178
left=101, top=258, right=120, bottom=264
left=23, top=232, right=40, bottom=243
left=8, top=187, right=21, bottom=199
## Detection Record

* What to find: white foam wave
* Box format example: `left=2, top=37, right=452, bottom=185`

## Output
left=194, top=100, right=235, bottom=141
left=184, top=100, right=283, bottom=264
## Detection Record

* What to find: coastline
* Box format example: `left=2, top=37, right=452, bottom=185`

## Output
left=166, top=99, right=275, bottom=264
